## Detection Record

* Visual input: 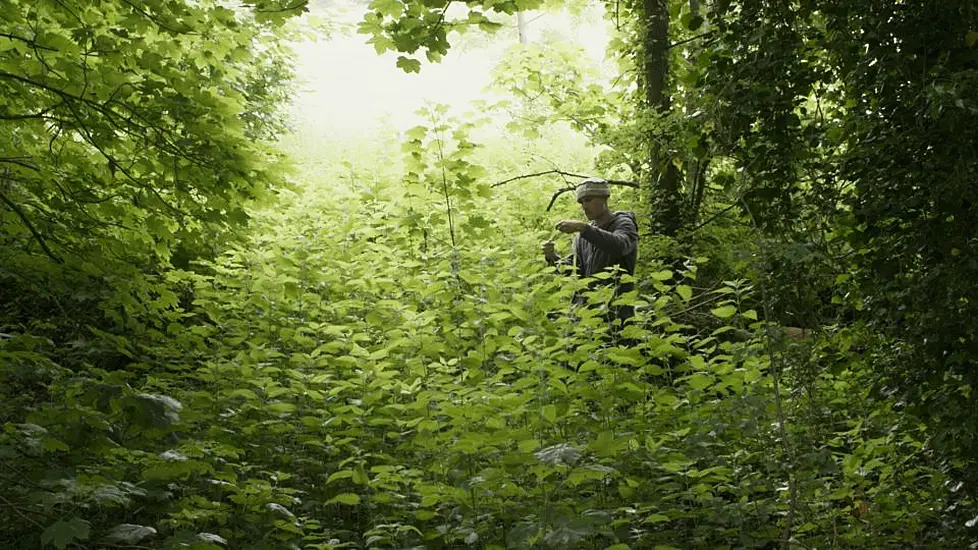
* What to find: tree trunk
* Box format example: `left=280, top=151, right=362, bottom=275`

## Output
left=643, top=0, right=682, bottom=236
left=516, top=12, right=528, bottom=45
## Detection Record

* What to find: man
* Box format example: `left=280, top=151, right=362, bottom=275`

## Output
left=542, top=178, right=639, bottom=327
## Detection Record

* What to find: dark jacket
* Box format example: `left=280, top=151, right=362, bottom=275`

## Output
left=550, top=211, right=639, bottom=322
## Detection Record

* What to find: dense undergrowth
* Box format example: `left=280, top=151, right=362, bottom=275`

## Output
left=1, top=121, right=972, bottom=548
left=3, top=0, right=978, bottom=548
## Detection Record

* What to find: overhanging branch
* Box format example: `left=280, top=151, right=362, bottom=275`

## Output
left=546, top=180, right=640, bottom=211
left=492, top=169, right=592, bottom=188
left=0, top=172, right=63, bottom=264
left=668, top=30, right=717, bottom=50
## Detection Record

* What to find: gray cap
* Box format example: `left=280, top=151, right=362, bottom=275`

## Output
left=576, top=178, right=610, bottom=201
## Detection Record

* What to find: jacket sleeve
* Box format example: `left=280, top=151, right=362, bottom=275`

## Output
left=580, top=216, right=638, bottom=258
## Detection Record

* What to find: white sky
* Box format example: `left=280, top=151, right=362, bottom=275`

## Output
left=287, top=1, right=611, bottom=140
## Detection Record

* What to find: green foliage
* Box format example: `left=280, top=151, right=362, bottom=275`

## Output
left=490, top=41, right=620, bottom=143
left=4, top=104, right=968, bottom=546
left=3, top=0, right=977, bottom=548
left=359, top=0, right=542, bottom=67
left=0, top=0, right=296, bottom=346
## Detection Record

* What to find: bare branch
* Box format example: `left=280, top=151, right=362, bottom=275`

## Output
left=546, top=186, right=577, bottom=211
left=0, top=157, right=41, bottom=172
left=0, top=171, right=63, bottom=264
left=668, top=30, right=717, bottom=50
left=0, top=102, right=63, bottom=121
left=491, top=169, right=593, bottom=188
left=545, top=179, right=641, bottom=211
left=688, top=203, right=738, bottom=232
left=0, top=33, right=57, bottom=51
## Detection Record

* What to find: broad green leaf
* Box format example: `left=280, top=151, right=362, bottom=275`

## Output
left=371, top=0, right=404, bottom=17
left=353, top=465, right=370, bottom=485
left=676, top=285, right=692, bottom=302
left=105, top=524, right=157, bottom=544
left=650, top=269, right=672, bottom=281
left=396, top=56, right=422, bottom=73
left=710, top=305, right=737, bottom=318
left=643, top=513, right=670, bottom=523
left=686, top=373, right=713, bottom=390
left=327, top=470, right=354, bottom=484
left=198, top=532, right=227, bottom=546
left=328, top=493, right=361, bottom=505
left=41, top=518, right=90, bottom=549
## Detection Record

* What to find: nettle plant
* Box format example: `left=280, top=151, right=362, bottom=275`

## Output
left=0, top=105, right=790, bottom=549
left=2, top=96, right=959, bottom=549
left=141, top=113, right=786, bottom=548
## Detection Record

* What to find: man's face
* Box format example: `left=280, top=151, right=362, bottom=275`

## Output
left=579, top=196, right=605, bottom=220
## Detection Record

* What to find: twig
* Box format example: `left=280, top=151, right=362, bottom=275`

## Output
left=688, top=203, right=739, bottom=232
left=0, top=33, right=58, bottom=51
left=668, top=30, right=717, bottom=50
left=546, top=186, right=577, bottom=211
left=0, top=493, right=45, bottom=530
left=491, top=169, right=593, bottom=187
left=545, top=179, right=640, bottom=211
left=0, top=157, right=41, bottom=172
left=0, top=102, right=63, bottom=120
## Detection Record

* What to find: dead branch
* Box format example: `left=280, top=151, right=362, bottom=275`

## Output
left=491, top=169, right=593, bottom=188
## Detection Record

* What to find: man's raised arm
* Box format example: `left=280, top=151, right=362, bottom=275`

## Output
left=579, top=215, right=638, bottom=258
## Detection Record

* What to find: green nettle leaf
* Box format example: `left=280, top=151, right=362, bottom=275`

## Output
left=643, top=513, right=670, bottom=524
left=676, top=284, right=693, bottom=302
left=353, top=465, right=370, bottom=485
left=686, top=373, right=713, bottom=390
left=266, top=503, right=296, bottom=518
left=542, top=404, right=557, bottom=423
left=328, top=493, right=361, bottom=505
left=327, top=470, right=355, bottom=484
left=105, top=524, right=157, bottom=544
left=650, top=269, right=673, bottom=281
left=710, top=305, right=737, bottom=318
left=41, top=518, right=91, bottom=549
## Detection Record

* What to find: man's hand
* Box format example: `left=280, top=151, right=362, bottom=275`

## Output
left=542, top=240, right=558, bottom=262
left=556, top=220, right=588, bottom=234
